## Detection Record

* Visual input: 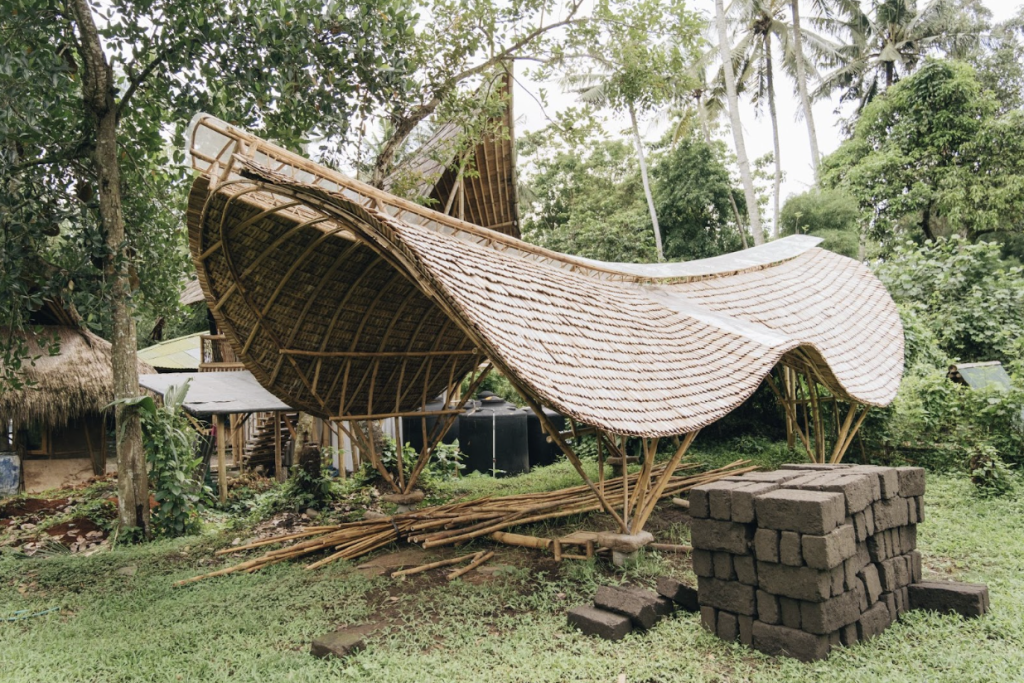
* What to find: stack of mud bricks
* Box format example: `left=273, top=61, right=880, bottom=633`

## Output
left=689, top=463, right=931, bottom=661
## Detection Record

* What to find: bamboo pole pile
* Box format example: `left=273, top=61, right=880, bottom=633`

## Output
left=174, top=460, right=754, bottom=586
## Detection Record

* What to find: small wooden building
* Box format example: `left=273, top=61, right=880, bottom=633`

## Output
left=0, top=325, right=154, bottom=492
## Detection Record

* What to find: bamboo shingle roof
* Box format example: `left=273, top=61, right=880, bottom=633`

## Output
left=184, top=114, right=904, bottom=437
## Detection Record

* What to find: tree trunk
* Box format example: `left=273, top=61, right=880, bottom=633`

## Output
left=764, top=34, right=782, bottom=240
left=629, top=104, right=665, bottom=262
left=790, top=0, right=820, bottom=176
left=71, top=0, right=149, bottom=536
left=698, top=97, right=748, bottom=250
left=715, top=0, right=764, bottom=246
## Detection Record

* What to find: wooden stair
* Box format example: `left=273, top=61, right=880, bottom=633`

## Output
left=244, top=412, right=297, bottom=472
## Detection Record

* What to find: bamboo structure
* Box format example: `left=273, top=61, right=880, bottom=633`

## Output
left=183, top=113, right=904, bottom=535
left=174, top=460, right=755, bottom=585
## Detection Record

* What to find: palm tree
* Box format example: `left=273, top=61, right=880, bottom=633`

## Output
left=816, top=0, right=982, bottom=111
left=714, top=0, right=765, bottom=245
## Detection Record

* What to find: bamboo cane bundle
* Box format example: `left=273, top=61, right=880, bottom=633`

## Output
left=174, top=460, right=753, bottom=586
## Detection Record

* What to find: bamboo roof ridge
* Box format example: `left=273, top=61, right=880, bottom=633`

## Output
left=184, top=114, right=904, bottom=437
left=382, top=66, right=520, bottom=237
left=0, top=325, right=155, bottom=429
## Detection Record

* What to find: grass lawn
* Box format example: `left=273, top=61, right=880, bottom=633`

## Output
left=1, top=458, right=1022, bottom=683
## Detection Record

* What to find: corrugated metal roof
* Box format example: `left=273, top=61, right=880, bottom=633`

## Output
left=138, top=371, right=292, bottom=415
left=948, top=361, right=1013, bottom=391
left=138, top=332, right=204, bottom=370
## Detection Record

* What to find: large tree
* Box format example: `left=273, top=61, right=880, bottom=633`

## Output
left=821, top=59, right=1024, bottom=251
left=3, top=0, right=416, bottom=534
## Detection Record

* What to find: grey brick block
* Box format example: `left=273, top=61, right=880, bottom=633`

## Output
left=840, top=622, right=859, bottom=647
left=697, top=577, right=757, bottom=615
left=754, top=528, right=779, bottom=562
left=752, top=621, right=831, bottom=662
left=690, top=518, right=753, bottom=555
left=708, top=481, right=742, bottom=520
left=800, top=585, right=864, bottom=634
left=780, top=597, right=801, bottom=629
left=738, top=614, right=754, bottom=646
left=757, top=590, right=780, bottom=625
left=732, top=470, right=806, bottom=483
left=896, top=467, right=925, bottom=497
left=692, top=549, right=713, bottom=577
left=915, top=496, right=925, bottom=523
left=844, top=543, right=870, bottom=591
left=909, top=582, right=989, bottom=619
left=700, top=605, right=717, bottom=632
left=568, top=605, right=633, bottom=641
left=594, top=585, right=661, bottom=630
left=713, top=551, right=736, bottom=580
left=908, top=550, right=922, bottom=583
left=780, top=531, right=803, bottom=566
left=717, top=611, right=738, bottom=641
left=802, top=524, right=857, bottom=570
left=734, top=554, right=758, bottom=585
left=882, top=592, right=897, bottom=621
left=873, top=497, right=909, bottom=531
left=878, top=555, right=912, bottom=593
left=755, top=489, right=845, bottom=535
left=757, top=562, right=832, bottom=602
left=689, top=484, right=713, bottom=518
left=858, top=600, right=892, bottom=641
left=858, top=563, right=882, bottom=605
left=657, top=576, right=699, bottom=612
left=849, top=465, right=899, bottom=499
left=732, top=482, right=780, bottom=523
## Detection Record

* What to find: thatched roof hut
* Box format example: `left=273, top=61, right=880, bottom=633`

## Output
left=0, top=325, right=154, bottom=430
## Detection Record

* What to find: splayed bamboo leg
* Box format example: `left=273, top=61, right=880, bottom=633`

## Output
left=766, top=373, right=813, bottom=461
left=634, top=431, right=698, bottom=532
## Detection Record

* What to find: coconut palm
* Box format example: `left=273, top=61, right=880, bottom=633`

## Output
left=714, top=0, right=765, bottom=245
left=816, top=0, right=983, bottom=112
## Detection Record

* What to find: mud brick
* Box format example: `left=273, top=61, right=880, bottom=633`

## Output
left=757, top=562, right=832, bottom=602
left=754, top=528, right=780, bottom=562
left=794, top=473, right=877, bottom=515
left=780, top=531, right=803, bottom=566
left=758, top=590, right=780, bottom=625
left=868, top=531, right=888, bottom=563
left=780, top=463, right=854, bottom=471
left=907, top=497, right=918, bottom=524
left=858, top=601, right=892, bottom=641
left=909, top=582, right=990, bottom=618
left=594, top=586, right=662, bottom=630
left=690, top=518, right=753, bottom=554
left=700, top=605, right=717, bottom=632
left=831, top=566, right=846, bottom=597
left=908, top=550, right=922, bottom=583
left=882, top=592, right=897, bottom=621
left=894, top=586, right=909, bottom=617
left=733, top=470, right=806, bottom=483
left=734, top=554, right=758, bottom=586
left=873, top=497, right=909, bottom=531
left=896, top=467, right=926, bottom=497
left=310, top=630, right=366, bottom=660
left=800, top=585, right=865, bottom=634
left=688, top=483, right=714, bottom=518
left=889, top=528, right=903, bottom=557
left=780, top=597, right=801, bottom=629
left=840, top=622, right=859, bottom=647
left=844, top=543, right=871, bottom=591
left=568, top=605, right=633, bottom=641
left=878, top=555, right=912, bottom=593
left=698, top=577, right=757, bottom=615
left=914, top=496, right=925, bottom=523
left=902, top=525, right=918, bottom=553
left=738, top=615, right=754, bottom=646
left=784, top=472, right=841, bottom=489
left=713, top=552, right=736, bottom=580
left=755, top=490, right=845, bottom=535
left=802, top=524, right=857, bottom=570
left=858, top=564, right=882, bottom=605
left=852, top=510, right=869, bottom=542
left=732, top=482, right=780, bottom=523
left=618, top=586, right=673, bottom=619
left=849, top=465, right=899, bottom=499
left=717, top=611, right=739, bottom=641
left=692, top=549, right=713, bottom=577
left=829, top=631, right=842, bottom=648
left=855, top=577, right=870, bottom=612
left=708, top=481, right=742, bottom=520
left=657, top=576, right=699, bottom=612
left=752, top=621, right=831, bottom=662
left=864, top=504, right=876, bottom=537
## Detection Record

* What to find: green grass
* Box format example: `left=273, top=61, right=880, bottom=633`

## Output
left=1, top=470, right=1022, bottom=682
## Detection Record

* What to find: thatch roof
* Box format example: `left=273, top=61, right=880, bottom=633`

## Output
left=180, top=279, right=205, bottom=306
left=383, top=66, right=520, bottom=238
left=0, top=326, right=155, bottom=429
left=184, top=114, right=904, bottom=437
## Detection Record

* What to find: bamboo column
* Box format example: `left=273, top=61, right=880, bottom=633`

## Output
left=216, top=414, right=227, bottom=503
left=274, top=411, right=284, bottom=483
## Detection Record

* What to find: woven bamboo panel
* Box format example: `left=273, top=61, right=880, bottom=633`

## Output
left=185, top=118, right=904, bottom=436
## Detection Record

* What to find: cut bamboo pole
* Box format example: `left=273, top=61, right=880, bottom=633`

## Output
left=488, top=531, right=552, bottom=551
left=391, top=553, right=476, bottom=578
left=447, top=551, right=493, bottom=580
left=216, top=414, right=227, bottom=504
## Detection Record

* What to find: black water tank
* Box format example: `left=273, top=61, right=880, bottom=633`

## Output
left=401, top=397, right=460, bottom=455
left=523, top=407, right=566, bottom=468
left=460, top=395, right=529, bottom=476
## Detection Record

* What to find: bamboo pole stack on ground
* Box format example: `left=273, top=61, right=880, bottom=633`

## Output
left=175, top=460, right=754, bottom=586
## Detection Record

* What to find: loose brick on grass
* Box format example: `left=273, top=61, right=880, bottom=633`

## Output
left=594, top=586, right=661, bottom=630
left=656, top=576, right=699, bottom=612
left=752, top=621, right=831, bottom=662
left=567, top=606, right=632, bottom=641
left=908, top=582, right=990, bottom=619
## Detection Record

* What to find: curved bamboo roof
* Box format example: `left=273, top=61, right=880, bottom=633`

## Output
left=184, top=114, right=904, bottom=437
left=0, top=326, right=155, bottom=428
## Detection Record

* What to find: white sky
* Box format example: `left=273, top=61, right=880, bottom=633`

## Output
left=510, top=0, right=1022, bottom=213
